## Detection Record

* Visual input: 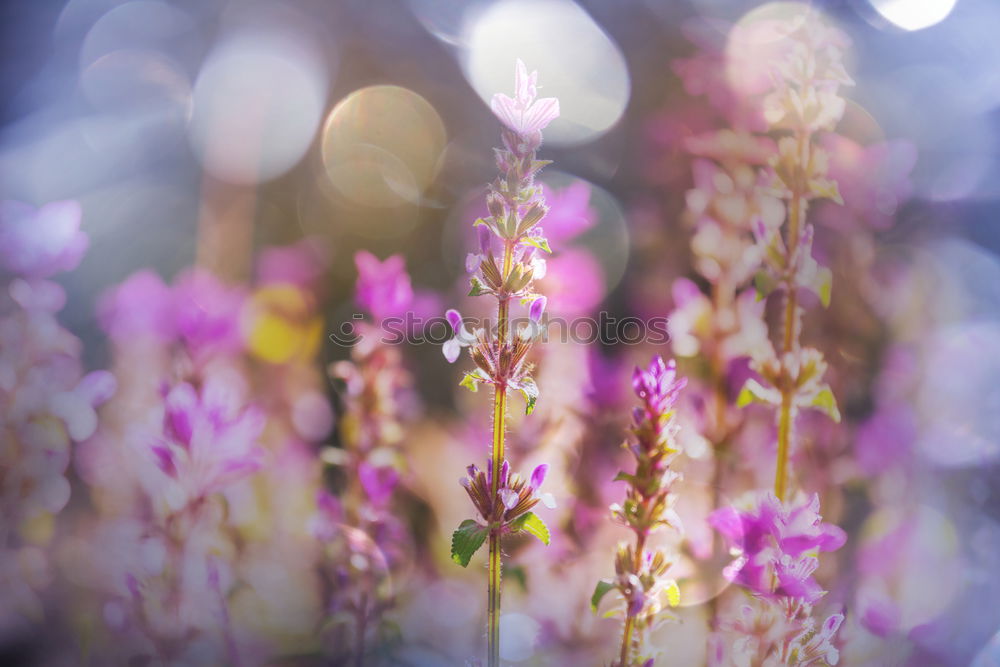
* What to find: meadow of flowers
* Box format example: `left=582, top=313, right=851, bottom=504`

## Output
left=2, top=0, right=999, bottom=665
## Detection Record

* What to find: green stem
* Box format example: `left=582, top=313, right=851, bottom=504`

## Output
left=487, top=242, right=514, bottom=667
left=487, top=384, right=507, bottom=667
left=619, top=615, right=635, bottom=667
left=775, top=131, right=808, bottom=502
left=618, top=533, right=646, bottom=666
left=775, top=388, right=792, bottom=502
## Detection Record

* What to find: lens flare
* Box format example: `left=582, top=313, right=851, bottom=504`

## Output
left=321, top=85, right=447, bottom=207
left=188, top=29, right=328, bottom=185
left=869, top=0, right=957, bottom=31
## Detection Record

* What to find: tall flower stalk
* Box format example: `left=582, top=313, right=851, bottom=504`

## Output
left=709, top=10, right=853, bottom=666
left=738, top=12, right=853, bottom=500
left=591, top=356, right=687, bottom=666
left=318, top=251, right=420, bottom=664
left=444, top=59, right=559, bottom=667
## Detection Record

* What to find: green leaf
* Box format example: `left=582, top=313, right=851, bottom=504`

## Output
left=814, top=266, right=833, bottom=308
left=612, top=470, right=637, bottom=485
left=737, top=379, right=779, bottom=408
left=528, top=159, right=553, bottom=175
left=810, top=178, right=843, bottom=205
left=451, top=520, right=488, bottom=568
left=510, top=511, right=549, bottom=545
left=591, top=579, right=615, bottom=613
left=521, top=235, right=552, bottom=254
left=468, top=276, right=487, bottom=296
left=518, top=377, right=539, bottom=415
left=459, top=370, right=487, bottom=393
left=810, top=386, right=841, bottom=423
left=473, top=217, right=491, bottom=227
left=753, top=270, right=778, bottom=301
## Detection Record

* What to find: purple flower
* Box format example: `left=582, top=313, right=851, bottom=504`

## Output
left=442, top=309, right=476, bottom=363
left=460, top=460, right=555, bottom=526
left=528, top=296, right=547, bottom=323
left=709, top=492, right=846, bottom=602
left=309, top=490, right=344, bottom=542
left=149, top=376, right=265, bottom=505
left=355, top=251, right=414, bottom=322
left=794, top=612, right=845, bottom=665
left=0, top=200, right=88, bottom=278
left=490, top=59, right=560, bottom=139
left=172, top=269, right=246, bottom=358
left=358, top=461, right=400, bottom=510
left=631, top=355, right=687, bottom=426
left=528, top=463, right=556, bottom=509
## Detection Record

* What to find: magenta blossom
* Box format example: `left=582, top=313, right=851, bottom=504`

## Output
left=355, top=251, right=414, bottom=322
left=0, top=200, right=88, bottom=278
left=358, top=461, right=401, bottom=510
left=710, top=492, right=846, bottom=603
left=149, top=376, right=265, bottom=506
left=490, top=59, right=560, bottom=141
left=631, top=355, right=687, bottom=429
left=172, top=269, right=246, bottom=358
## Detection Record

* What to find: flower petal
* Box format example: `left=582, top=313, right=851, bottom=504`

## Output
left=529, top=463, right=548, bottom=491
left=443, top=337, right=461, bottom=363
left=499, top=488, right=518, bottom=510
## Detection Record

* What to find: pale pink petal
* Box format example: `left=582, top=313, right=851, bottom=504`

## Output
left=499, top=488, right=518, bottom=510
left=443, top=337, right=461, bottom=363
left=490, top=93, right=521, bottom=131
left=521, top=97, right=560, bottom=134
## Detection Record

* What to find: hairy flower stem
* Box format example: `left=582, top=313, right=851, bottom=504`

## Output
left=774, top=131, right=808, bottom=502
left=618, top=534, right=646, bottom=666
left=487, top=241, right=514, bottom=667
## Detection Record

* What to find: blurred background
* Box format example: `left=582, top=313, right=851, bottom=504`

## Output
left=2, top=0, right=1000, bottom=665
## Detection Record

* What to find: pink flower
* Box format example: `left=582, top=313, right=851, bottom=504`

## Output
left=710, top=492, right=845, bottom=603
left=173, top=269, right=246, bottom=358
left=355, top=251, right=414, bottom=322
left=490, top=59, right=560, bottom=139
left=631, top=355, right=687, bottom=425
left=442, top=309, right=476, bottom=363
left=149, top=376, right=265, bottom=504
